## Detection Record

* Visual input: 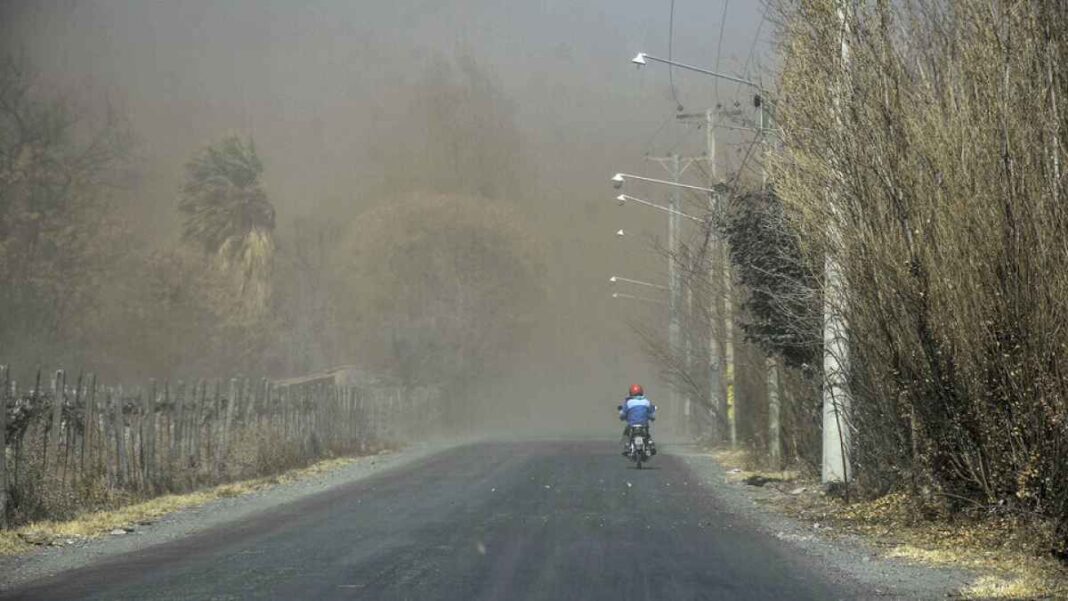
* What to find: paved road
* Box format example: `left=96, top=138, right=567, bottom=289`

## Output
left=2, top=441, right=854, bottom=601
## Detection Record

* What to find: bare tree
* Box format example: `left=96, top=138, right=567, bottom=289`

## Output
left=0, top=54, right=132, bottom=365
left=773, top=0, right=1068, bottom=548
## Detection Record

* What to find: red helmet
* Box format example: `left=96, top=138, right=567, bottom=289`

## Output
left=629, top=384, right=644, bottom=397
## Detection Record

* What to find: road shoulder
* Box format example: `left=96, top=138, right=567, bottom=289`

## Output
left=672, top=446, right=977, bottom=600
left=0, top=441, right=457, bottom=591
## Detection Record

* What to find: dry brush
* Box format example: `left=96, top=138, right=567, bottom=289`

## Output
left=772, top=0, right=1068, bottom=551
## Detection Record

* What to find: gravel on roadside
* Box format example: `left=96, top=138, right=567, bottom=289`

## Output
left=672, top=446, right=976, bottom=601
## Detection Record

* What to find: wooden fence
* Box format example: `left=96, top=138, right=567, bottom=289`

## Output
left=0, top=365, right=439, bottom=528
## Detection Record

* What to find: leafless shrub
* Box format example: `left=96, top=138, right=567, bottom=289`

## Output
left=773, top=0, right=1068, bottom=549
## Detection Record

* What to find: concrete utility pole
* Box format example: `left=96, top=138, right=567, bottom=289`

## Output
left=767, top=355, right=783, bottom=468
left=645, top=154, right=700, bottom=437
left=631, top=47, right=779, bottom=453
left=822, top=0, right=853, bottom=485
left=611, top=177, right=708, bottom=438
left=678, top=109, right=725, bottom=441
left=703, top=109, right=726, bottom=442
left=677, top=108, right=740, bottom=447
left=755, top=95, right=782, bottom=467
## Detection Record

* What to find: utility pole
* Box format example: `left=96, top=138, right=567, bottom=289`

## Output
left=703, top=108, right=726, bottom=443
left=646, top=153, right=697, bottom=438
left=677, top=107, right=741, bottom=447
left=822, top=0, right=853, bottom=486
left=755, top=94, right=783, bottom=467
left=630, top=49, right=773, bottom=451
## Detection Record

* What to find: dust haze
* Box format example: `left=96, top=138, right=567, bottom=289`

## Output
left=0, top=0, right=769, bottom=438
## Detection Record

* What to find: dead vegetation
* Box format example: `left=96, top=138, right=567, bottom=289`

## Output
left=0, top=453, right=384, bottom=556
left=715, top=447, right=1068, bottom=599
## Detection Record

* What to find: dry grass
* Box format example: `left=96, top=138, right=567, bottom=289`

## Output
left=712, top=448, right=1068, bottom=600
left=711, top=448, right=800, bottom=485
left=0, top=452, right=386, bottom=557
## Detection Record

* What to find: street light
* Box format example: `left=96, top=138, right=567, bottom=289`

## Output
left=633, top=49, right=780, bottom=453
left=616, top=194, right=704, bottom=223
left=613, top=167, right=717, bottom=443
left=611, top=292, right=667, bottom=305
left=612, top=173, right=714, bottom=194
left=631, top=52, right=764, bottom=92
left=610, top=275, right=668, bottom=291
left=631, top=51, right=773, bottom=186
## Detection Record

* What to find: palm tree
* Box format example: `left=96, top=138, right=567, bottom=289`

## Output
left=179, top=134, right=275, bottom=315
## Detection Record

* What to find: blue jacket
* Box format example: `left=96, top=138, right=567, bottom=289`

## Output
left=620, top=395, right=656, bottom=426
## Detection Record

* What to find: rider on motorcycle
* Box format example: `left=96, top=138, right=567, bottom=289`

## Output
left=620, top=384, right=657, bottom=456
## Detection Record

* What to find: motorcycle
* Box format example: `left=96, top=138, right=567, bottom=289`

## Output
left=618, top=404, right=655, bottom=469
left=627, top=424, right=653, bottom=469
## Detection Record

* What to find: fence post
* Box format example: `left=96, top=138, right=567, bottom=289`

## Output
left=0, top=366, right=9, bottom=528
left=93, top=377, right=103, bottom=478
left=189, top=381, right=203, bottom=476
left=144, top=380, right=157, bottom=489
left=357, top=388, right=367, bottom=452
left=241, top=378, right=253, bottom=425
left=172, top=381, right=184, bottom=470
left=131, top=387, right=143, bottom=491
left=102, top=388, right=114, bottom=486
left=112, top=389, right=127, bottom=487
left=219, top=378, right=237, bottom=476
left=259, top=379, right=269, bottom=431
left=64, top=372, right=83, bottom=488
left=48, top=369, right=65, bottom=473
left=80, top=374, right=93, bottom=483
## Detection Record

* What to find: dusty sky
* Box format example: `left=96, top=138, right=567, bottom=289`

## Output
left=2, top=0, right=772, bottom=431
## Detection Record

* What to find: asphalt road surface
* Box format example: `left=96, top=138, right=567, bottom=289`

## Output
left=3, top=441, right=857, bottom=601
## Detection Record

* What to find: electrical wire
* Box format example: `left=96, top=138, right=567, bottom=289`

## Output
left=664, top=122, right=704, bottom=156
left=732, top=12, right=767, bottom=102
left=713, top=0, right=730, bottom=102
left=740, top=12, right=766, bottom=77
left=668, top=0, right=683, bottom=111
left=641, top=112, right=675, bottom=156
left=727, top=134, right=763, bottom=190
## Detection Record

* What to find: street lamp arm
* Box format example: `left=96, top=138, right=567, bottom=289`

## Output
left=609, top=275, right=669, bottom=291
left=616, top=194, right=705, bottom=223
left=633, top=52, right=762, bottom=91
left=613, top=173, right=714, bottom=193
left=611, top=292, right=667, bottom=305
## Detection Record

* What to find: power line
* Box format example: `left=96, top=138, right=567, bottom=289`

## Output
left=732, top=11, right=767, bottom=101
left=641, top=112, right=675, bottom=156
left=668, top=0, right=683, bottom=111
left=713, top=0, right=730, bottom=102
left=726, top=134, right=762, bottom=190
left=664, top=122, right=704, bottom=156
left=740, top=12, right=766, bottom=77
